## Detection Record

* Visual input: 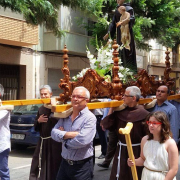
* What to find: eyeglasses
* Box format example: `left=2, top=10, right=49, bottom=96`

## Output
left=70, top=95, right=87, bottom=99
left=156, top=90, right=166, bottom=93
left=146, top=121, right=162, bottom=126
left=123, top=94, right=134, bottom=97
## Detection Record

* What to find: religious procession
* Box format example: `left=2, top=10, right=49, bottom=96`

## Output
left=1, top=0, right=180, bottom=180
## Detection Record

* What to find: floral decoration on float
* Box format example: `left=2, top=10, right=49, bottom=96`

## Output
left=72, top=39, right=135, bottom=84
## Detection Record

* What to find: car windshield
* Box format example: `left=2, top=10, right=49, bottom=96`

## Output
left=12, top=104, right=42, bottom=115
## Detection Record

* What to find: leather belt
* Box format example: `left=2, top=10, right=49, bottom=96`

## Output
left=144, top=166, right=168, bottom=175
left=63, top=156, right=92, bottom=166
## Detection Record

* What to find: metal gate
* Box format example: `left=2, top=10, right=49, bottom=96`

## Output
left=0, top=64, right=20, bottom=100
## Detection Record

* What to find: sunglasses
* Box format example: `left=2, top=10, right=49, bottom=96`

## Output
left=146, top=121, right=162, bottom=126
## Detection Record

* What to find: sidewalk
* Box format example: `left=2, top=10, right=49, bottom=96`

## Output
left=93, top=145, right=112, bottom=180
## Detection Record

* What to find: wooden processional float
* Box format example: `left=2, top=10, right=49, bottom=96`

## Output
left=1, top=39, right=179, bottom=111
left=1, top=39, right=180, bottom=179
left=1, top=39, right=180, bottom=111
left=1, top=39, right=180, bottom=127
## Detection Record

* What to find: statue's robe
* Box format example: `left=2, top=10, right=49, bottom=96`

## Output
left=102, top=105, right=149, bottom=180
left=29, top=106, right=62, bottom=180
left=109, top=3, right=137, bottom=72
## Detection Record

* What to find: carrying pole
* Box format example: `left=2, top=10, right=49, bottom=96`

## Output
left=119, top=122, right=138, bottom=180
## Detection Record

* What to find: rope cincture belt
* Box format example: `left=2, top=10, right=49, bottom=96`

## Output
left=38, top=136, right=51, bottom=178
left=116, top=141, right=141, bottom=180
left=144, top=166, right=168, bottom=175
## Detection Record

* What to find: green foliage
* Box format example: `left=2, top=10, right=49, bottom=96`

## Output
left=1, top=0, right=180, bottom=49
left=87, top=0, right=180, bottom=50
left=89, top=17, right=110, bottom=48
left=132, top=0, right=180, bottom=48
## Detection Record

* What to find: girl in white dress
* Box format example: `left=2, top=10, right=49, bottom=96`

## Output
left=127, top=111, right=178, bottom=180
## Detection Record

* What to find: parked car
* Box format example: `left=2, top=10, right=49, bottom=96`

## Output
left=10, top=104, right=42, bottom=149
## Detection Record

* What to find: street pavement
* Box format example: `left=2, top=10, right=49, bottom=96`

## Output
left=9, top=144, right=180, bottom=180
left=94, top=145, right=112, bottom=180
left=9, top=145, right=113, bottom=180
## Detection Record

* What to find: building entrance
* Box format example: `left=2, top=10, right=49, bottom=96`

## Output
left=0, top=64, right=20, bottom=100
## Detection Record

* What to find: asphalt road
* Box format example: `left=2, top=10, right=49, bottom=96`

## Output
left=9, top=145, right=180, bottom=180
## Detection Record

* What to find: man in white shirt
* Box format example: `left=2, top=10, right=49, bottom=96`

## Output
left=0, top=84, right=10, bottom=180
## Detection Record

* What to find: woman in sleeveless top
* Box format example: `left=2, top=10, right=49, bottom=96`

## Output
left=127, top=111, right=178, bottom=180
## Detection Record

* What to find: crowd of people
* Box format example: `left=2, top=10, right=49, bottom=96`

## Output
left=0, top=84, right=180, bottom=180
left=2, top=0, right=179, bottom=179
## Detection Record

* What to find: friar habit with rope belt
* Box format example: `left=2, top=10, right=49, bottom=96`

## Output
left=102, top=105, right=149, bottom=180
left=29, top=105, right=62, bottom=180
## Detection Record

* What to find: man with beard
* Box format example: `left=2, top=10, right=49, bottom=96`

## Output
left=101, top=86, right=149, bottom=180
left=29, top=85, right=62, bottom=180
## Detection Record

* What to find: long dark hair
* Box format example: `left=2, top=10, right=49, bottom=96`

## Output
left=146, top=111, right=172, bottom=143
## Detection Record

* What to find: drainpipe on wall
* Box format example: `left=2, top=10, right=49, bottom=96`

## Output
left=35, top=45, right=37, bottom=98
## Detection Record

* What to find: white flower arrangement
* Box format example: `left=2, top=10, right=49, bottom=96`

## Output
left=118, top=67, right=135, bottom=84
left=72, top=68, right=90, bottom=81
left=72, top=39, right=135, bottom=83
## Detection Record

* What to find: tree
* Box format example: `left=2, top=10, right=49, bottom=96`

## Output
left=1, top=0, right=180, bottom=50
left=87, top=0, right=180, bottom=50
left=132, top=0, right=180, bottom=49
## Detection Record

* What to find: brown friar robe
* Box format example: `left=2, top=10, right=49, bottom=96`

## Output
left=29, top=105, right=62, bottom=180
left=102, top=105, right=149, bottom=180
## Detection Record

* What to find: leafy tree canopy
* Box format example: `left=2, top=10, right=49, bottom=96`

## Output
left=131, top=0, right=180, bottom=50
left=1, top=0, right=180, bottom=50
left=90, top=0, right=180, bottom=50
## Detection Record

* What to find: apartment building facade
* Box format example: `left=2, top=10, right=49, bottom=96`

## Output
left=147, top=40, right=180, bottom=89
left=0, top=8, right=38, bottom=100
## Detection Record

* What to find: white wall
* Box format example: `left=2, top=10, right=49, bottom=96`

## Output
left=0, top=7, right=24, bottom=20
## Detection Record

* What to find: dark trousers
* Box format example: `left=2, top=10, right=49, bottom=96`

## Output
left=56, top=158, right=93, bottom=180
left=104, top=130, right=118, bottom=166
left=0, top=148, right=10, bottom=180
left=96, top=115, right=107, bottom=155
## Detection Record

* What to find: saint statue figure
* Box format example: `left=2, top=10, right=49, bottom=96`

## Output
left=104, top=0, right=137, bottom=73
left=117, top=6, right=130, bottom=50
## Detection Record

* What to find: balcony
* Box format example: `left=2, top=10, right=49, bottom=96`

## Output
left=43, top=31, right=95, bottom=56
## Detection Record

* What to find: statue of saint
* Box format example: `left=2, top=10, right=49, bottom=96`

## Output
left=117, top=6, right=131, bottom=50
left=103, top=0, right=137, bottom=73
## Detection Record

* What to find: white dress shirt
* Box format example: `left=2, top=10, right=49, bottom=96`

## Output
left=0, top=110, right=11, bottom=153
left=93, top=99, right=109, bottom=116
